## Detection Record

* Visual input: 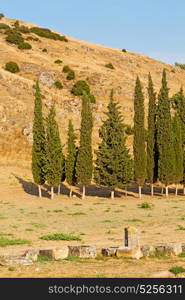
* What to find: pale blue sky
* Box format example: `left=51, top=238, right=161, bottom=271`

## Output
left=1, top=0, right=184, bottom=64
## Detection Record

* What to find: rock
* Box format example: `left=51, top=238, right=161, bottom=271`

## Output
left=141, top=245, right=155, bottom=257
left=124, top=227, right=140, bottom=248
left=39, top=246, right=69, bottom=260
left=150, top=271, right=175, bottom=278
left=68, top=245, right=97, bottom=258
left=182, top=243, right=185, bottom=252
left=116, top=247, right=143, bottom=259
left=155, top=243, right=182, bottom=256
left=3, top=257, right=33, bottom=266
left=39, top=72, right=55, bottom=87
left=23, top=249, right=38, bottom=262
left=101, top=247, right=119, bottom=257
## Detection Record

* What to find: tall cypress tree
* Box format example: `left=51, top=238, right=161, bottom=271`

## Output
left=45, top=105, right=63, bottom=199
left=171, top=88, right=185, bottom=194
left=66, top=120, right=77, bottom=197
left=94, top=90, right=133, bottom=198
left=76, top=92, right=93, bottom=199
left=32, top=81, right=46, bottom=197
left=147, top=73, right=157, bottom=196
left=157, top=70, right=175, bottom=196
left=133, top=76, right=146, bottom=198
left=172, top=113, right=183, bottom=195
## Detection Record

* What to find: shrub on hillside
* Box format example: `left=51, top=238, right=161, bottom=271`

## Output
left=66, top=70, right=75, bottom=80
left=0, top=13, right=4, bottom=20
left=122, top=49, right=127, bottom=52
left=105, top=63, right=114, bottom=69
left=55, top=59, right=63, bottom=64
left=71, top=80, right=90, bottom=96
left=18, top=42, right=32, bottom=49
left=0, top=23, right=10, bottom=30
left=54, top=80, right=63, bottom=89
left=5, top=61, right=20, bottom=73
left=175, top=62, right=185, bottom=70
left=30, top=27, right=68, bottom=42
left=5, top=30, right=24, bottom=45
left=42, top=48, right=47, bottom=52
left=88, top=94, right=96, bottom=104
left=26, top=36, right=39, bottom=42
left=18, top=25, right=30, bottom=34
left=62, top=65, right=71, bottom=73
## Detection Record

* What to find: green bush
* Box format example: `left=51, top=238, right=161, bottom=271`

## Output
left=55, top=59, right=63, bottom=64
left=54, top=80, right=63, bottom=89
left=62, top=65, right=71, bottom=73
left=26, top=36, right=39, bottom=41
left=0, top=13, right=4, bottom=19
left=71, top=80, right=90, bottom=96
left=18, top=25, right=30, bottom=34
left=5, top=61, right=20, bottom=73
left=40, top=232, right=81, bottom=241
left=105, top=63, right=114, bottom=69
left=18, top=42, right=32, bottom=50
left=175, top=62, right=185, bottom=70
left=169, top=266, right=185, bottom=275
left=122, top=49, right=127, bottom=52
left=0, top=237, right=30, bottom=247
left=5, top=30, right=24, bottom=45
left=89, top=94, right=96, bottom=104
left=42, top=48, right=47, bottom=52
left=137, top=202, right=154, bottom=209
left=30, top=27, right=68, bottom=42
left=0, top=23, right=10, bottom=30
left=66, top=70, right=75, bottom=80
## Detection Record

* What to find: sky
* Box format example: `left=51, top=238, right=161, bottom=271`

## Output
left=0, top=0, right=185, bottom=64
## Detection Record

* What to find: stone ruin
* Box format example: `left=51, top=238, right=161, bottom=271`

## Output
left=0, top=227, right=185, bottom=265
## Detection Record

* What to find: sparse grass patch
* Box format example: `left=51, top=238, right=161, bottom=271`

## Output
left=25, top=228, right=34, bottom=232
left=68, top=212, right=86, bottom=216
left=65, top=256, right=81, bottom=262
left=53, top=209, right=63, bottom=213
left=137, top=202, right=154, bottom=209
left=176, top=225, right=185, bottom=231
left=0, top=237, right=30, bottom=247
left=169, top=266, right=185, bottom=275
left=127, top=218, right=143, bottom=223
left=8, top=266, right=16, bottom=271
left=37, top=255, right=53, bottom=262
left=73, top=203, right=82, bottom=206
left=178, top=252, right=185, bottom=257
left=105, top=63, right=114, bottom=69
left=54, top=80, right=63, bottom=89
left=29, top=222, right=45, bottom=228
left=180, top=217, right=185, bottom=221
left=54, top=59, right=63, bottom=64
left=40, top=232, right=81, bottom=241
left=101, top=220, right=112, bottom=223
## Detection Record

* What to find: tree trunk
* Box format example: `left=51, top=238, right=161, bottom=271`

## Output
left=165, top=186, right=168, bottom=197
left=38, top=185, right=42, bottom=198
left=58, top=184, right=61, bottom=195
left=69, top=188, right=73, bottom=197
left=125, top=186, right=127, bottom=197
left=161, top=186, right=164, bottom=194
left=111, top=190, right=114, bottom=199
left=51, top=186, right=54, bottom=199
left=139, top=186, right=142, bottom=199
left=82, top=185, right=85, bottom=199
left=151, top=184, right=154, bottom=197
left=175, top=185, right=178, bottom=196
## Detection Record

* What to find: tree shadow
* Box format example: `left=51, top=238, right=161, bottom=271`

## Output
left=82, top=184, right=137, bottom=198
left=14, top=175, right=50, bottom=198
left=43, top=183, right=82, bottom=199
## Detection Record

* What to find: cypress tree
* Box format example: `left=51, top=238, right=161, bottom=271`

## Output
left=45, top=105, right=63, bottom=199
left=157, top=70, right=175, bottom=196
left=66, top=120, right=77, bottom=197
left=133, top=76, right=146, bottom=198
left=147, top=73, right=157, bottom=196
left=76, top=92, right=93, bottom=199
left=32, top=81, right=46, bottom=197
left=172, top=113, right=183, bottom=195
left=94, top=90, right=133, bottom=198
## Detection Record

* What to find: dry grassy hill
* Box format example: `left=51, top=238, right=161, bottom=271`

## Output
left=0, top=15, right=185, bottom=161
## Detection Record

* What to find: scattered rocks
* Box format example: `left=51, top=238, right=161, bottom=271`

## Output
left=68, top=245, right=97, bottom=258
left=39, top=72, right=55, bottom=87
left=23, top=249, right=39, bottom=262
left=101, top=247, right=119, bottom=257
left=116, top=247, right=143, bottom=260
left=155, top=243, right=182, bottom=256
left=39, top=246, right=69, bottom=260
left=141, top=245, right=155, bottom=257
left=3, top=257, right=33, bottom=266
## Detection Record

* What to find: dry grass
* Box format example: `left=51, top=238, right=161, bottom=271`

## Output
left=0, top=164, right=185, bottom=277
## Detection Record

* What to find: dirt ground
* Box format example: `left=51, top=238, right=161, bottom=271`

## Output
left=0, top=162, right=185, bottom=278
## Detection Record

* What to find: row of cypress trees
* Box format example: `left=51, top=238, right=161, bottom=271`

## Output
left=32, top=69, right=185, bottom=199
left=134, top=69, right=185, bottom=197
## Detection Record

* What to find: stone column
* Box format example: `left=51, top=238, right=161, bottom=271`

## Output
left=124, top=227, right=140, bottom=249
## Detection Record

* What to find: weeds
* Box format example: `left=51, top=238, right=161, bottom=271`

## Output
left=40, top=232, right=81, bottom=241
left=169, top=266, right=185, bottom=275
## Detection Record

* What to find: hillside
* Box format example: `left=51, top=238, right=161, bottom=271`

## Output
left=0, top=15, right=185, bottom=161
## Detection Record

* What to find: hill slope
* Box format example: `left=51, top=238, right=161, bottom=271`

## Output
left=0, top=15, right=185, bottom=161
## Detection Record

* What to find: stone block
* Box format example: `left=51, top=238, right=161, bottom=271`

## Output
left=23, top=249, right=39, bottom=262
left=3, top=257, right=33, bottom=266
left=141, top=245, right=155, bottom=257
left=124, top=227, right=140, bottom=248
left=101, top=247, right=119, bottom=257
left=155, top=243, right=182, bottom=256
left=39, top=246, right=69, bottom=260
left=116, top=247, right=143, bottom=259
left=68, top=245, right=97, bottom=258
